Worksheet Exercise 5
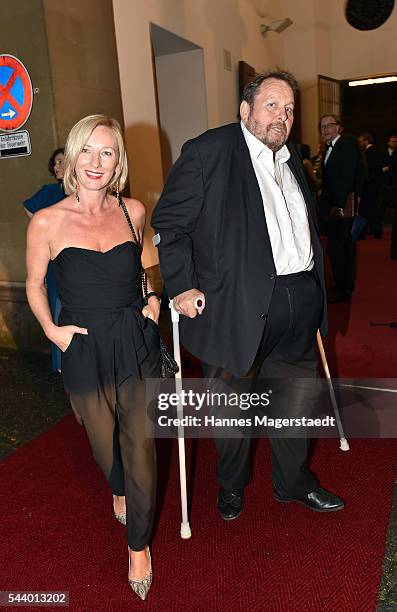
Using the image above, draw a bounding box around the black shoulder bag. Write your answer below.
[118,197,179,378]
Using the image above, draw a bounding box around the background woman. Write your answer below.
[23,148,65,371]
[26,115,160,600]
[299,143,320,195]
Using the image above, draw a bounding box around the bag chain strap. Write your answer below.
[118,196,179,376]
[118,196,149,304]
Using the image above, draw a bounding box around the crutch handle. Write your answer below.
[169,300,180,323]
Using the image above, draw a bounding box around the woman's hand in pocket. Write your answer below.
[47,324,88,352]
[142,297,160,324]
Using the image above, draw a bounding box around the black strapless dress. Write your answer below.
[54,240,160,392]
[52,240,159,550]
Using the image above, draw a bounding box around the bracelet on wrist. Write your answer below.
[146,291,161,303]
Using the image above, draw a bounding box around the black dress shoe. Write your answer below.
[274,486,345,512]
[217,487,244,520]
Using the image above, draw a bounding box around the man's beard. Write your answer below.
[246,116,288,152]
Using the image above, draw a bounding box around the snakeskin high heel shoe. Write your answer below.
[113,495,126,526]
[128,547,153,601]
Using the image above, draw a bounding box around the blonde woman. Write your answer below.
[26,115,160,600]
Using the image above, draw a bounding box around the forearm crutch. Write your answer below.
[316,330,350,451]
[170,301,192,539]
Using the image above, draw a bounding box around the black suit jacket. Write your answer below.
[152,123,327,376]
[361,146,383,207]
[382,149,397,187]
[320,135,364,217]
[382,149,397,208]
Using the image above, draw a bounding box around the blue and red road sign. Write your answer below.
[0,55,33,132]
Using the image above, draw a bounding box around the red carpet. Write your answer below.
[1,233,396,612]
[1,420,396,612]
[323,229,397,378]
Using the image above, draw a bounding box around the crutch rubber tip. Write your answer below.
[180,523,192,539]
[339,438,350,451]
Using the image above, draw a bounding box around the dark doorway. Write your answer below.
[342,79,397,146]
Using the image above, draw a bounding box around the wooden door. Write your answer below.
[318,75,342,120]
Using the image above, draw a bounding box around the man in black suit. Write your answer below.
[382,134,397,183]
[358,132,383,239]
[152,71,344,520]
[319,114,364,303]
[382,133,397,259]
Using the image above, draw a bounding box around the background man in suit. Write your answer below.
[318,114,364,303]
[152,71,344,521]
[358,132,383,239]
[382,134,397,181]
[382,133,397,259]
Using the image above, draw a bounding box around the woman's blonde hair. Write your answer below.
[63,114,128,195]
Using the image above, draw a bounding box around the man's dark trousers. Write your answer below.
[202,270,322,497]
[325,217,355,294]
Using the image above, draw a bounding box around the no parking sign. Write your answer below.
[0,54,33,132]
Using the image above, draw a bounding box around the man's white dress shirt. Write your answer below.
[241,122,313,275]
[323,134,341,165]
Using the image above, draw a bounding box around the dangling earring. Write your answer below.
[115,180,120,204]
[73,170,79,202]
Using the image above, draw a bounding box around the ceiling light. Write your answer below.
[348,76,397,86]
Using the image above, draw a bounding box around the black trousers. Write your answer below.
[361,200,383,239]
[69,376,156,552]
[325,218,355,294]
[391,209,397,260]
[202,270,322,497]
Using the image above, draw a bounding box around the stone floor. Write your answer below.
[0,347,69,460]
[0,344,396,609]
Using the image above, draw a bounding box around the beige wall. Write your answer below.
[0,0,124,349]
[118,0,397,262]
[112,0,277,267]
[0,0,56,284]
[43,0,123,145]
[155,49,208,165]
[282,0,397,148]
[328,1,397,79]
[1,0,396,348]
[0,0,57,349]
[0,0,123,285]
[114,0,397,238]
[3,0,397,278]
